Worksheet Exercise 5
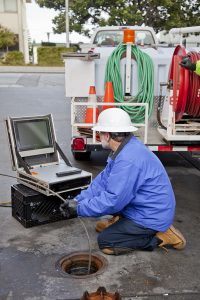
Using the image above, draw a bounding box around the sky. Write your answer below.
[26,0,90,44]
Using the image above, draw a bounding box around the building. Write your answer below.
[0,0,31,63]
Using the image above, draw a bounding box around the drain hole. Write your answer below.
[64,260,98,276]
[56,252,108,278]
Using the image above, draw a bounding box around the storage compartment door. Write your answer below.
[65,59,95,97]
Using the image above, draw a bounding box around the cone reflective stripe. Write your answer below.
[103,81,115,110]
[85,86,99,124]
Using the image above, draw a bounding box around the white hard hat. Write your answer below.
[92,108,138,132]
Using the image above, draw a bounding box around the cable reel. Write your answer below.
[168,45,189,121]
[169,46,200,121]
[186,51,200,117]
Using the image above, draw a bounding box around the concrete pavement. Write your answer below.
[0,73,199,300]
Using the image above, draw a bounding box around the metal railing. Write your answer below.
[71,98,149,144]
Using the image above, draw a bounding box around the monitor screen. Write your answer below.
[13,119,53,152]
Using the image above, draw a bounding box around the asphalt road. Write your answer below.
[0,73,108,199]
[0,73,200,300]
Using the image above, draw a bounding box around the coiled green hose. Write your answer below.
[104,43,154,123]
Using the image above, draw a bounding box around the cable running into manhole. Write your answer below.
[0,173,96,275]
[55,252,108,278]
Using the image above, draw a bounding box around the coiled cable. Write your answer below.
[104,43,154,123]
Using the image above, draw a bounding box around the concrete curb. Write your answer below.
[0,66,65,73]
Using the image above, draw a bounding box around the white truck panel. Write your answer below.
[92,46,175,97]
[64,47,177,98]
[65,60,95,97]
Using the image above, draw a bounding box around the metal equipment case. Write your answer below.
[5,114,92,196]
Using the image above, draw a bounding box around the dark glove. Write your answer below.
[60,199,78,218]
[180,57,196,71]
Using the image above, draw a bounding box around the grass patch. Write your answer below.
[37,47,76,66]
[2,51,24,65]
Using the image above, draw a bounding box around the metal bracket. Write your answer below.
[62,52,100,61]
[55,142,72,167]
[125,43,132,95]
[16,151,31,175]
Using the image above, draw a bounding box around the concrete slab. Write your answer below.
[0,73,199,300]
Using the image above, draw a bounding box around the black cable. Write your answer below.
[0,205,11,207]
[0,172,66,202]
[177,152,200,171]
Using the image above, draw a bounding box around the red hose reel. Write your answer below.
[169,46,189,121]
[169,46,200,121]
[186,51,200,117]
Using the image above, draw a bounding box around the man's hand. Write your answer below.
[180,57,196,71]
[60,199,78,218]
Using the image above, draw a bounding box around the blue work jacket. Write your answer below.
[76,135,175,232]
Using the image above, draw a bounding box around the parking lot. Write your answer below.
[0,72,199,300]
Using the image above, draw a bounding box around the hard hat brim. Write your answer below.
[92,125,138,132]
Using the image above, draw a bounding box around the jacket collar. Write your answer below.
[109,134,133,160]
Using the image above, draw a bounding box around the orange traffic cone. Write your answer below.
[103,81,115,110]
[85,86,99,124]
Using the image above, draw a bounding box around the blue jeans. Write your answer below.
[97,217,160,255]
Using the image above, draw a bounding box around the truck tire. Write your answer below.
[73,151,91,160]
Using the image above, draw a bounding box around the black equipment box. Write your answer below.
[11,184,80,228]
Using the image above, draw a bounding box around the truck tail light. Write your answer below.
[72,138,86,151]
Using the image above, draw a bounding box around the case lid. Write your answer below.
[5,114,59,171]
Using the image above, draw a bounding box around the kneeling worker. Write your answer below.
[63,108,186,255]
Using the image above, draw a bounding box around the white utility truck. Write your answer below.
[63,26,200,159]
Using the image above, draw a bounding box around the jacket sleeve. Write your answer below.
[195,60,200,76]
[75,164,110,202]
[77,159,140,217]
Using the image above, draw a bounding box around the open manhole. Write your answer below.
[55,252,108,278]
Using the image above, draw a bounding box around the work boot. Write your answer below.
[156,225,186,250]
[101,248,115,255]
[95,216,120,233]
[101,247,133,255]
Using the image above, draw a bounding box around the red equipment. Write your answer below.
[169,46,200,121]
[186,51,200,117]
[169,45,189,121]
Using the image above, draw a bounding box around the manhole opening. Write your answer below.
[56,252,108,278]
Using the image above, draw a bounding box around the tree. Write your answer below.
[0,25,17,51]
[36,0,200,35]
